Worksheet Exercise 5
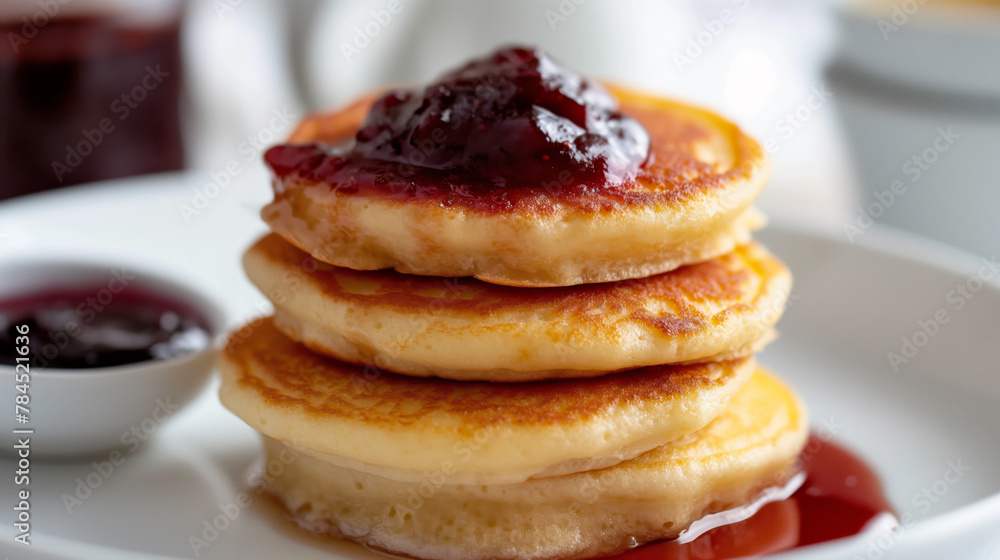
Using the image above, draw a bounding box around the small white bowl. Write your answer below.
[0,260,224,458]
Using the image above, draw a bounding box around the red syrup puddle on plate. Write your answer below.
[615,434,895,559]
[247,433,894,560]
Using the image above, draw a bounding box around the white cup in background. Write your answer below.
[828,1,1000,256]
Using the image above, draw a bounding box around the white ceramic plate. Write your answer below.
[1,173,999,560]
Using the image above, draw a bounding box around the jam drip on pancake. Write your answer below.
[265,47,651,210]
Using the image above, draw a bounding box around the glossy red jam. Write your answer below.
[265,47,650,208]
[617,434,894,559]
[352,46,649,185]
[0,285,210,369]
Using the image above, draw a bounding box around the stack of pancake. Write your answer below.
[220,81,808,559]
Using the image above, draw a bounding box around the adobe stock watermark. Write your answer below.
[853,459,971,559]
[715,83,835,211]
[178,106,298,222]
[340,0,415,62]
[887,255,998,372]
[381,73,507,187]
[188,446,300,555]
[229,246,327,349]
[211,0,247,20]
[6,0,73,53]
[765,415,845,489]
[877,0,932,41]
[60,396,181,514]
[673,0,753,71]
[754,84,834,160]
[28,268,136,368]
[732,83,834,179]
[51,65,171,183]
[542,475,609,543]
[224,252,322,347]
[345,276,469,376]
[345,355,497,528]
[387,426,496,525]
[543,0,590,31]
[748,289,800,339]
[844,126,961,243]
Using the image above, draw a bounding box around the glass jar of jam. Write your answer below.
[0,0,184,201]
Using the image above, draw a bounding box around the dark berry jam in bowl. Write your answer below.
[0,259,224,458]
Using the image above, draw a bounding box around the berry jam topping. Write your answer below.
[265,46,651,204]
[0,286,210,369]
[352,47,649,185]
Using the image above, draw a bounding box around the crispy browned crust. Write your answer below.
[223,317,752,429]
[250,231,785,342]
[280,87,764,212]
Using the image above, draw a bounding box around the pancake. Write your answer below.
[262,86,768,287]
[260,368,808,560]
[219,317,755,485]
[244,234,791,381]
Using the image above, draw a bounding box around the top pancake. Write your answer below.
[263,86,768,286]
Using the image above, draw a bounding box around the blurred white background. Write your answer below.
[4,0,998,255]
[183,0,855,221]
